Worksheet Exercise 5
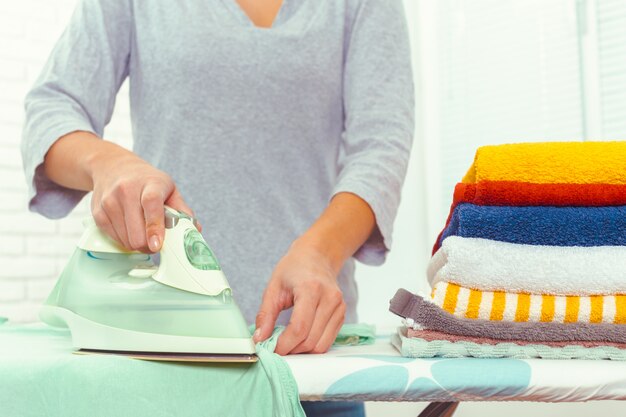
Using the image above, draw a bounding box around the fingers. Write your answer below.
[254,283,284,343]
[141,184,165,252]
[100,194,131,249]
[89,156,196,252]
[93,181,167,252]
[290,294,335,354]
[288,287,345,355]
[274,288,319,356]
[92,198,123,247]
[124,202,148,252]
[165,188,201,231]
[165,188,194,218]
[312,304,346,354]
[105,181,149,252]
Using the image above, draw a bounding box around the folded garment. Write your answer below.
[428,236,626,296]
[407,328,626,349]
[334,324,376,346]
[435,203,626,251]
[389,289,626,343]
[249,323,376,347]
[462,141,626,185]
[431,281,626,324]
[393,327,626,360]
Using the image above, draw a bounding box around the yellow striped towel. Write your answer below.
[431,281,626,324]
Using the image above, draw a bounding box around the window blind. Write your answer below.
[429,0,585,235]
[596,0,626,138]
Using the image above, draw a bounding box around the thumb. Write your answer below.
[254,285,282,343]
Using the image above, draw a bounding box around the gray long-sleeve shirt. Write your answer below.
[21,0,414,324]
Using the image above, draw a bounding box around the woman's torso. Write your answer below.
[126,0,360,323]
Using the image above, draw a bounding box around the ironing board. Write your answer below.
[286,332,626,415]
[1,324,625,417]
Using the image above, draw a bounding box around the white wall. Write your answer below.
[0,0,132,322]
[355,0,431,330]
[364,0,626,415]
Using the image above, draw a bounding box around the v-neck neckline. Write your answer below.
[222,0,290,30]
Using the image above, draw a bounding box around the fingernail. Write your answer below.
[253,328,261,342]
[149,235,160,252]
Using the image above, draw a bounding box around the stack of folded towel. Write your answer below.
[390,142,626,360]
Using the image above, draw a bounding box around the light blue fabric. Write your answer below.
[20,0,415,325]
[256,328,305,416]
[0,323,379,416]
[334,323,376,346]
[0,323,305,417]
[249,323,376,347]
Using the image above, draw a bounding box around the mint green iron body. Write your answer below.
[40,207,256,361]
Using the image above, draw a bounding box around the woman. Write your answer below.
[22,0,414,415]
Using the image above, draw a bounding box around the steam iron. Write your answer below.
[40,207,257,362]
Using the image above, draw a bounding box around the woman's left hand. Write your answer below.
[253,239,346,355]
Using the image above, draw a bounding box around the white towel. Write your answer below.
[428,236,626,296]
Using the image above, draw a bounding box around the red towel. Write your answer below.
[456,181,626,207]
[432,181,626,254]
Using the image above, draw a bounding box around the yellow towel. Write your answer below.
[462,141,626,184]
[431,282,626,325]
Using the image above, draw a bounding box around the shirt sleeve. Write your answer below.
[334,0,415,266]
[21,0,131,219]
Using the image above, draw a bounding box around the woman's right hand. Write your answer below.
[89,152,194,253]
[43,131,194,254]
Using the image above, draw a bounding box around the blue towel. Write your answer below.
[439,203,626,247]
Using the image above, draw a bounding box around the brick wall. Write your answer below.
[0,0,133,322]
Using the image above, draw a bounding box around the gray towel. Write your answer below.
[389,288,626,343]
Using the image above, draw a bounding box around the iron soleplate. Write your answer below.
[74,349,258,363]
